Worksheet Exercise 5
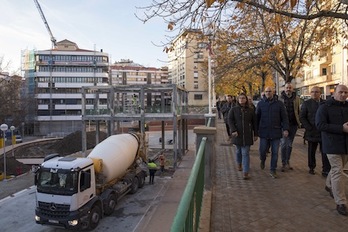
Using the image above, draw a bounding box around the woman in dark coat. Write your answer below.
[228,93,258,179]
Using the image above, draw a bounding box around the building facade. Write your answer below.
[296,40,348,99]
[110,59,168,85]
[168,29,209,106]
[110,59,170,112]
[23,40,109,135]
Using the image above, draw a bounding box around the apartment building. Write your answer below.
[110,59,170,112]
[168,29,209,106]
[297,40,348,99]
[110,59,168,85]
[22,39,109,135]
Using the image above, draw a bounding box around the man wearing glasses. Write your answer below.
[300,86,330,176]
[256,87,289,178]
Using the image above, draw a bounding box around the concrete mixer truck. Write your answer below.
[34,133,148,230]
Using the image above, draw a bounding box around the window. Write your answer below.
[331,64,336,74]
[194,71,198,79]
[194,81,198,89]
[322,68,327,76]
[197,42,206,49]
[195,52,204,59]
[194,94,203,100]
[80,169,91,191]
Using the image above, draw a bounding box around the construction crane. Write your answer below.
[33,0,55,132]
[33,0,57,48]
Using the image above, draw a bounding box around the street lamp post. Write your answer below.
[0,123,8,181]
[10,126,15,157]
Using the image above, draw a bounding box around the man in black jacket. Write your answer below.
[221,95,235,141]
[316,84,348,216]
[279,82,301,171]
[300,86,330,176]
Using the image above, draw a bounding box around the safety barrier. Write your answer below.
[170,116,215,232]
[170,137,206,232]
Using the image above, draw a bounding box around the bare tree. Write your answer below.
[138,0,348,29]
[0,56,12,73]
[0,76,26,126]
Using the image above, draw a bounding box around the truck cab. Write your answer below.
[34,133,147,230]
[35,155,100,230]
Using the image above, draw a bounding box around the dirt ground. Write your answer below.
[0,131,107,176]
[0,126,187,178]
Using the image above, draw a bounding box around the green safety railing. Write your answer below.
[206,117,211,127]
[170,137,207,232]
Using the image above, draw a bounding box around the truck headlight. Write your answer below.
[35,215,40,221]
[68,220,78,226]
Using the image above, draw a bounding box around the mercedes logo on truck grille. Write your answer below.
[50,203,57,211]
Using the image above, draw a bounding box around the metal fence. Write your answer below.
[170,137,206,232]
[170,117,212,232]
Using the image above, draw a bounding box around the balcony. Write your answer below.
[303,75,328,86]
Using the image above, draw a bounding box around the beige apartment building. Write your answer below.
[295,11,348,99]
[110,59,168,85]
[168,29,210,106]
[296,40,348,99]
[109,59,170,111]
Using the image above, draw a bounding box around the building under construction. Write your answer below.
[81,84,207,167]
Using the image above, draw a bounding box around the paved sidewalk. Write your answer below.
[211,120,348,231]
[2,122,348,231]
[0,171,34,201]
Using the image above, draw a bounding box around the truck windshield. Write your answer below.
[37,168,78,195]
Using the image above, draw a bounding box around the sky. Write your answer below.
[0,0,171,74]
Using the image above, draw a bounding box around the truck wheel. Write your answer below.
[138,173,145,188]
[89,205,101,230]
[129,176,139,194]
[104,194,116,216]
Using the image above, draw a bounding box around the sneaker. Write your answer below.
[286,164,294,170]
[309,169,315,175]
[260,161,265,170]
[336,204,348,216]
[281,165,286,172]
[325,186,334,199]
[238,164,242,171]
[270,171,278,178]
[243,172,249,180]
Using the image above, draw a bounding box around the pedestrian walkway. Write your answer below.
[210,120,348,231]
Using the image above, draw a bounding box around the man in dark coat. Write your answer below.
[256,87,289,178]
[316,84,348,216]
[300,86,330,176]
[216,97,222,119]
[279,82,301,171]
[221,95,235,141]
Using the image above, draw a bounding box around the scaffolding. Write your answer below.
[81,84,205,168]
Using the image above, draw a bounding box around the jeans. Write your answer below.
[235,145,251,173]
[326,154,348,205]
[259,138,280,171]
[281,125,298,166]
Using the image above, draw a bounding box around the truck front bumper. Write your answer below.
[35,207,89,230]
